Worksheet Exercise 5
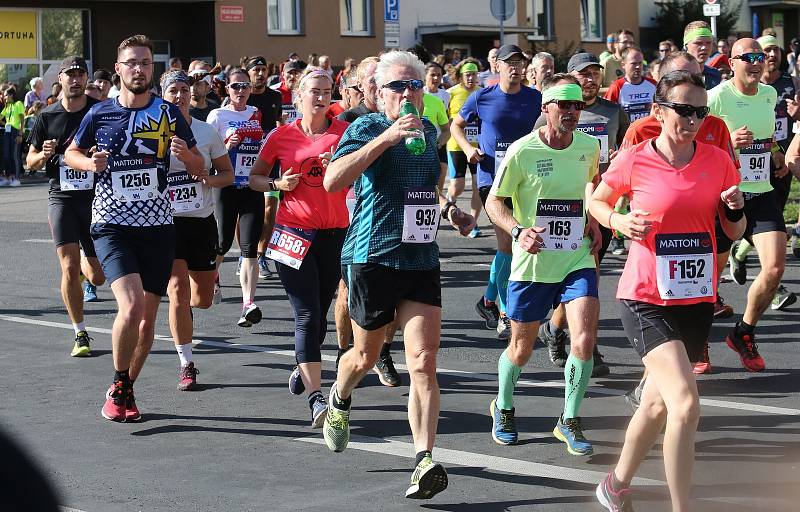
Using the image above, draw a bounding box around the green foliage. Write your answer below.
[651,0,743,43]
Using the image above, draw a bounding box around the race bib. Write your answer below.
[655,232,714,300]
[234,141,260,187]
[58,155,93,191]
[110,155,159,203]
[167,171,203,213]
[402,186,439,243]
[578,123,609,163]
[534,199,585,251]
[738,139,771,184]
[495,140,512,175]
[775,117,788,142]
[265,224,315,269]
[283,105,301,123]
[624,102,651,122]
[465,123,480,144]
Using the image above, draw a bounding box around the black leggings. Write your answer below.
[214,186,265,258]
[276,228,347,364]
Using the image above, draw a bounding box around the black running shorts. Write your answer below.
[618,299,713,362]
[174,214,219,272]
[48,195,97,257]
[343,263,441,331]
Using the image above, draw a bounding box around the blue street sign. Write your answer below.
[385,0,399,22]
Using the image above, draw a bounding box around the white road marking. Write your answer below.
[60,507,89,512]
[1,314,798,417]
[297,434,664,486]
[23,239,52,243]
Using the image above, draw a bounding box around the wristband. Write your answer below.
[724,204,744,222]
[607,211,616,230]
[268,179,278,192]
[771,143,781,154]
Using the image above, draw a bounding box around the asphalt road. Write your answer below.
[0,183,798,512]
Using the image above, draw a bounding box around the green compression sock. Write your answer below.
[734,239,753,261]
[497,350,522,410]
[563,353,594,419]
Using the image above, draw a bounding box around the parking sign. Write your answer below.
[385,0,399,22]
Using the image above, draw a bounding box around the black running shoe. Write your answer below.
[537,323,568,367]
[591,346,610,377]
[374,352,401,387]
[475,296,500,329]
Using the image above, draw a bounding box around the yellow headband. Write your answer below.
[542,83,583,104]
[684,27,713,46]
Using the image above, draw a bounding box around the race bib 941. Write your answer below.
[738,139,772,184]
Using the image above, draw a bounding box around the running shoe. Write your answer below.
[101,381,127,422]
[258,254,272,279]
[9,178,20,187]
[713,295,734,319]
[236,256,243,276]
[475,296,500,329]
[177,362,198,391]
[489,398,518,445]
[83,281,98,302]
[537,323,568,367]
[591,346,610,377]
[374,351,401,387]
[728,249,747,285]
[610,238,626,256]
[792,231,800,259]
[405,454,449,499]
[0,177,8,187]
[553,415,593,456]
[693,342,711,374]
[237,303,262,327]
[726,328,765,372]
[623,379,644,413]
[771,285,797,311]
[467,227,481,238]
[212,282,222,305]
[323,383,350,452]
[125,388,141,422]
[70,331,92,357]
[496,315,511,340]
[310,393,328,429]
[289,365,305,395]
[596,472,634,512]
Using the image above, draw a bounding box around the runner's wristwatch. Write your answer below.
[511,225,524,240]
[268,179,278,192]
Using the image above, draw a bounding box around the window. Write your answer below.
[580,0,604,41]
[526,0,552,40]
[267,0,301,35]
[340,0,371,36]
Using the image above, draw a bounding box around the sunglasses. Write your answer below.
[381,79,424,93]
[228,82,251,91]
[548,100,586,111]
[731,52,766,64]
[657,102,710,119]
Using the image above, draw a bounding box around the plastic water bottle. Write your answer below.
[399,101,426,156]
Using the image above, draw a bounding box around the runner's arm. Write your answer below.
[450,113,479,157]
[203,154,234,188]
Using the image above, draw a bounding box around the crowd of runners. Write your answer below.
[23,20,799,509]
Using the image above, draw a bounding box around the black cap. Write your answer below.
[93,69,112,82]
[284,60,307,72]
[567,52,603,72]
[496,44,526,61]
[245,56,267,70]
[59,56,88,74]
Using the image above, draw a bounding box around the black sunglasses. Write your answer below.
[548,100,586,111]
[731,52,766,64]
[381,79,424,93]
[657,102,710,119]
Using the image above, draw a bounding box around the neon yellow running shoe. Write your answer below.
[323,383,350,452]
[70,331,92,357]
[405,454,448,499]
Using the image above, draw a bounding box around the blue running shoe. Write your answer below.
[554,415,593,455]
[490,398,518,445]
[258,254,272,279]
[468,227,482,238]
[83,281,98,302]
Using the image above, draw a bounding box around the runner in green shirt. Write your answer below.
[485,74,602,455]
[707,38,788,372]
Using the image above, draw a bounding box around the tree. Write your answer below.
[651,0,742,43]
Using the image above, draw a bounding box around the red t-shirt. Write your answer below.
[622,113,737,164]
[603,140,740,306]
[259,118,350,230]
[328,101,346,117]
[273,82,293,105]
